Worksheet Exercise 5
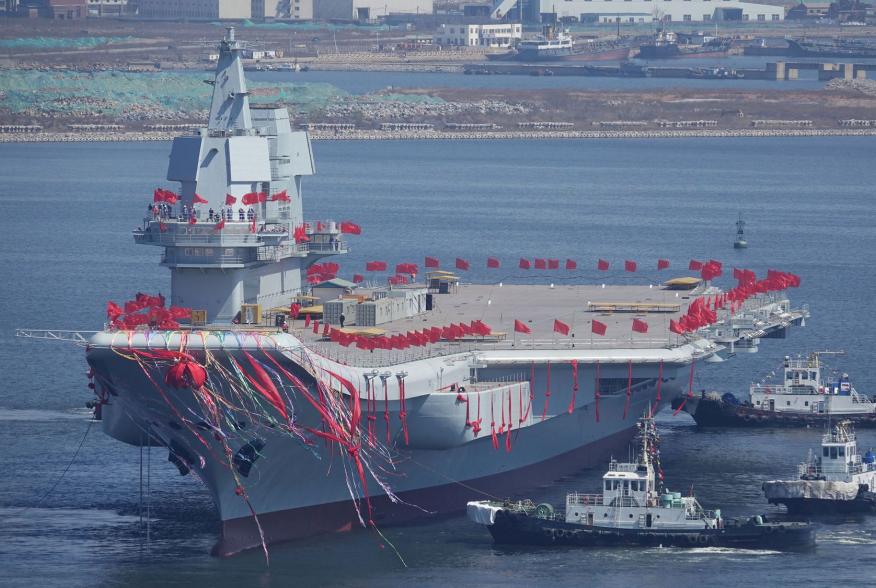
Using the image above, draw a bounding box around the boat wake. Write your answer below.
[0,408,92,422]
[819,531,876,545]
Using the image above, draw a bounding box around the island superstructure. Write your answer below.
[79,29,809,557]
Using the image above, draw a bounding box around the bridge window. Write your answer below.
[605,480,611,491]
[824,447,829,457]
[839,446,845,457]
[830,446,838,459]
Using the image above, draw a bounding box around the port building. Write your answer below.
[492,0,784,23]
[434,22,523,47]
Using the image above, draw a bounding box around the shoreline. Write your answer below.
[3,128,876,143]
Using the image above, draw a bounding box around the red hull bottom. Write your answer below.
[213,426,636,556]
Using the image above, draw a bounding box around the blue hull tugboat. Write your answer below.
[468,415,815,550]
[763,420,876,515]
[672,352,876,427]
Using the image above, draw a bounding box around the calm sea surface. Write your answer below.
[1,137,875,587]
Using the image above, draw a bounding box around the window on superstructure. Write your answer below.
[839,446,845,457]
[824,447,830,457]
[830,447,838,459]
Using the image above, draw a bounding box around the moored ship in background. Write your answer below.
[673,352,876,427]
[488,25,635,62]
[637,30,732,60]
[786,37,876,59]
[20,28,810,558]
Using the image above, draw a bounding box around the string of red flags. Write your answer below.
[323,319,493,350]
[340,221,361,235]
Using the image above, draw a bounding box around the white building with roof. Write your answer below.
[434,22,523,47]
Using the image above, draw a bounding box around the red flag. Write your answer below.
[597,259,609,271]
[323,322,331,336]
[657,259,670,270]
[352,274,364,283]
[193,193,208,204]
[519,258,531,270]
[689,259,703,271]
[553,319,570,336]
[632,318,649,333]
[304,314,311,328]
[225,194,236,205]
[312,320,320,334]
[366,261,387,272]
[153,189,165,203]
[534,258,546,270]
[514,320,531,334]
[425,256,439,268]
[669,319,684,335]
[487,257,500,268]
[250,218,257,233]
[548,259,560,270]
[591,320,607,336]
[159,222,167,233]
[565,259,577,270]
[624,260,637,272]
[188,216,197,225]
[455,258,470,271]
[395,262,418,275]
[271,190,290,202]
[257,192,267,204]
[213,219,225,231]
[241,192,259,206]
[340,221,361,235]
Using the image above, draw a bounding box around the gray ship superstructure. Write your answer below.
[75,29,810,556]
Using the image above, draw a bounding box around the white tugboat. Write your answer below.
[763,420,876,514]
[673,352,876,427]
[467,414,815,550]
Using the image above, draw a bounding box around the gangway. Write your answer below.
[15,329,97,346]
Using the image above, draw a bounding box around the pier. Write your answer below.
[464,61,876,81]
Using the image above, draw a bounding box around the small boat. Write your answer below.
[763,420,876,514]
[672,352,876,427]
[467,414,815,550]
[734,213,748,248]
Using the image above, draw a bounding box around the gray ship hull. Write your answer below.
[87,331,683,555]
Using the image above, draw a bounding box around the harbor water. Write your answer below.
[1,137,875,587]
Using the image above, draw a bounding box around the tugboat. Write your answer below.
[763,420,876,514]
[734,213,748,249]
[672,352,876,427]
[467,415,815,550]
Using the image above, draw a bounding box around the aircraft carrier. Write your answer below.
[71,29,808,557]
